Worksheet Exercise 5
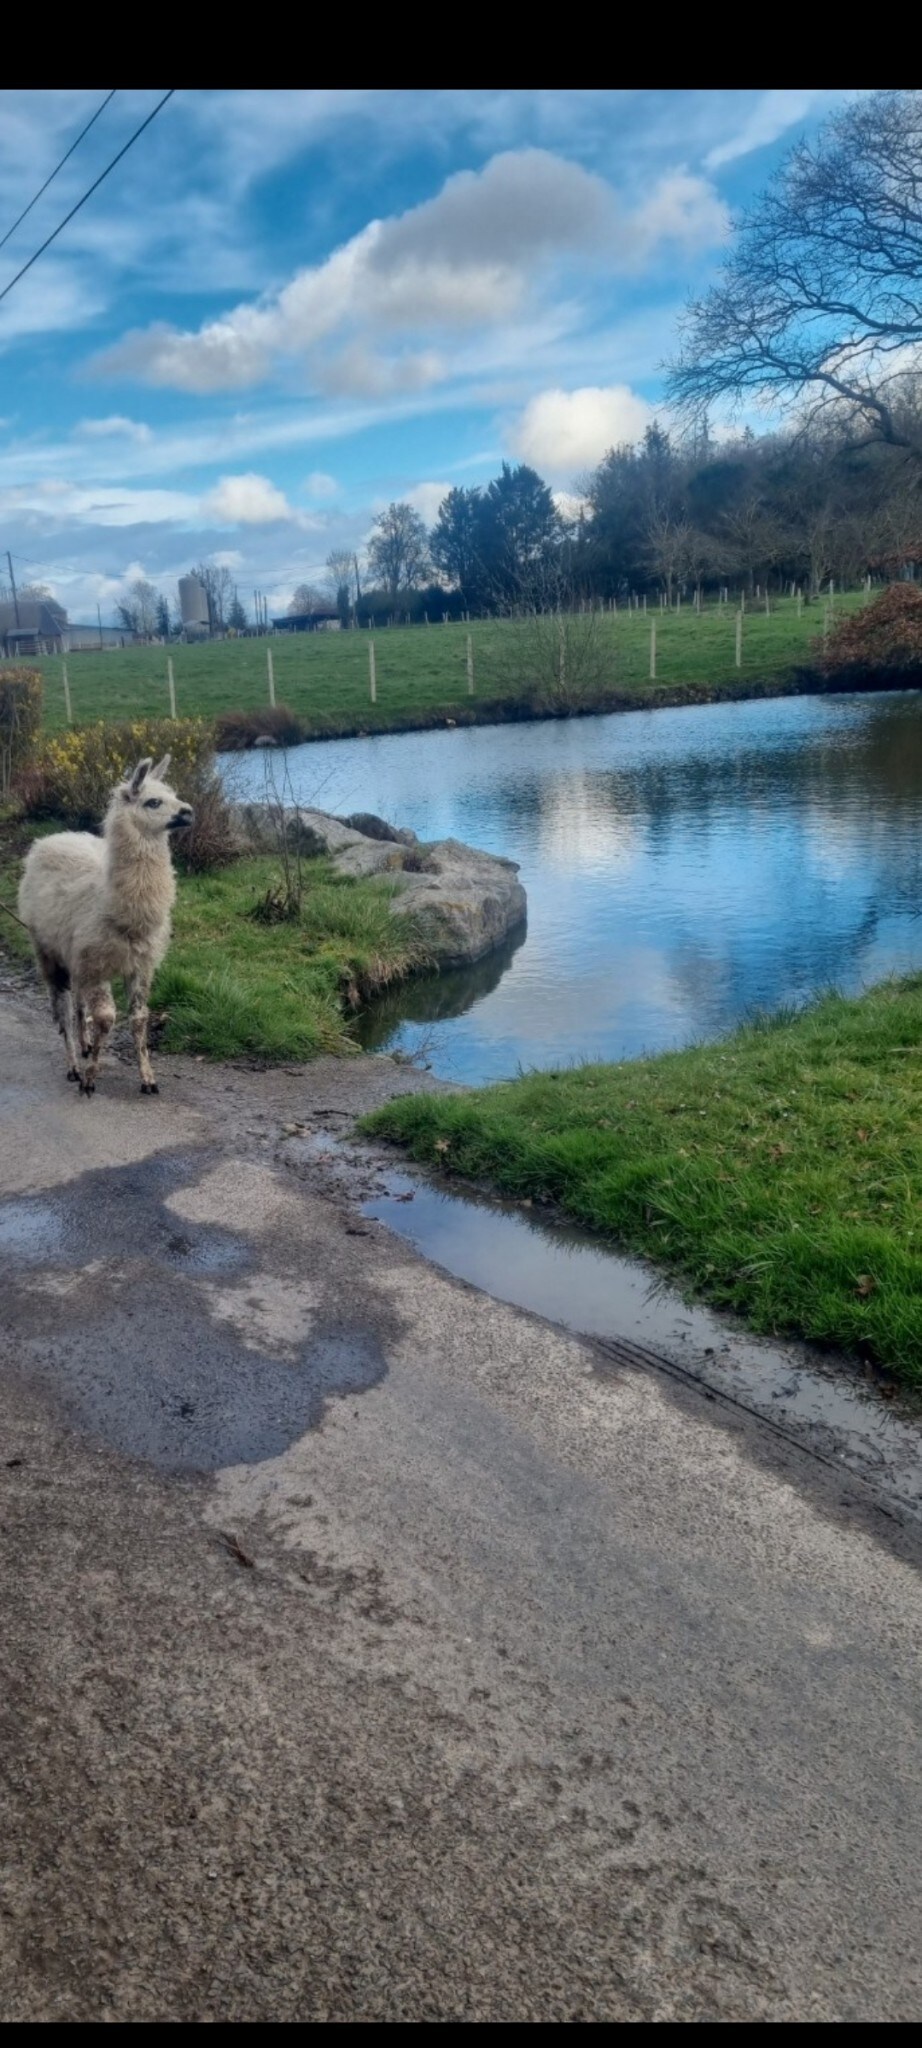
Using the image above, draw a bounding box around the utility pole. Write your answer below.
[6,551,20,626]
[97,602,103,648]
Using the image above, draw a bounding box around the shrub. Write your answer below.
[0,666,42,798]
[17,715,239,871]
[818,582,922,678]
[177,772,242,874]
[213,703,305,751]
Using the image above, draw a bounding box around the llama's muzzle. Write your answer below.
[169,806,194,831]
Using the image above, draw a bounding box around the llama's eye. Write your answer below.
[144,797,162,810]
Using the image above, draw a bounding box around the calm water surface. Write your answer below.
[226,692,922,1083]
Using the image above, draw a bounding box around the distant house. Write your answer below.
[272,607,341,633]
[0,598,69,657]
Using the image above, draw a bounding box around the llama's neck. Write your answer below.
[103,805,175,934]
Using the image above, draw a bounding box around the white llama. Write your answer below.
[18,754,193,1096]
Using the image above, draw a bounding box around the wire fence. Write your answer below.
[14,590,872,735]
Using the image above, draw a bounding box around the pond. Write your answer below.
[226,691,922,1085]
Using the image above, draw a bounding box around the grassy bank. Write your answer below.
[26,595,871,742]
[363,980,922,1383]
[0,818,426,1060]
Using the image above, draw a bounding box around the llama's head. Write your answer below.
[116,756,194,839]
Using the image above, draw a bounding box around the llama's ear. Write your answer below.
[150,753,172,782]
[129,758,153,794]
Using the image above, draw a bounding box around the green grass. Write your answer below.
[24,594,872,740]
[0,820,426,1061]
[362,979,922,1383]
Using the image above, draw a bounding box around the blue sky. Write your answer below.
[0,88,859,623]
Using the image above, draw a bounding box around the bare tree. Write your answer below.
[367,502,430,601]
[718,497,786,595]
[645,513,693,603]
[668,92,922,461]
[115,578,160,638]
[17,582,67,623]
[129,578,160,639]
[190,562,234,632]
[324,549,357,602]
[289,583,328,614]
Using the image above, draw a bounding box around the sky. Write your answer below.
[0,87,861,624]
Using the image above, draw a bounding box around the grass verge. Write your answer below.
[362,981,922,1383]
[0,815,426,1061]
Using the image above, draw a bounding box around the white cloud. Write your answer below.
[95,149,728,398]
[553,489,587,523]
[509,384,654,477]
[403,480,451,526]
[0,259,103,345]
[631,170,728,254]
[304,471,339,499]
[704,89,847,170]
[0,480,201,527]
[201,473,295,524]
[0,469,323,536]
[74,415,153,444]
[313,342,445,399]
[209,549,245,569]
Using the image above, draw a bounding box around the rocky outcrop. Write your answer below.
[233,804,527,968]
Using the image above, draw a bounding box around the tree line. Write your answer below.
[345,411,922,622]
[113,399,922,645]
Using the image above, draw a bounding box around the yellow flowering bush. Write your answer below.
[19,716,239,871]
[28,716,212,822]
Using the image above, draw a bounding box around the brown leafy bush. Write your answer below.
[213,703,305,750]
[818,583,922,678]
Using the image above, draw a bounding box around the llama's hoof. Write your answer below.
[79,1079,95,1097]
[140,1081,159,1095]
[66,1066,80,1082]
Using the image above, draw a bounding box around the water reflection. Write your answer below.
[356,926,527,1054]
[226,691,922,1084]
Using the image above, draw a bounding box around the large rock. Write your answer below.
[232,804,526,967]
[388,839,526,968]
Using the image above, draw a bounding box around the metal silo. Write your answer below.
[178,575,209,638]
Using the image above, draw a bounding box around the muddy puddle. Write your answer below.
[341,1146,922,1517]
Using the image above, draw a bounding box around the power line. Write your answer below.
[0,89,175,309]
[0,90,117,256]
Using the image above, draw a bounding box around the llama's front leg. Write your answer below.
[59,987,82,1083]
[78,998,92,1060]
[127,974,158,1094]
[79,983,116,1097]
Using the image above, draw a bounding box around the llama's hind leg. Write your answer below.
[79,983,116,1097]
[37,951,82,1082]
[127,973,158,1094]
